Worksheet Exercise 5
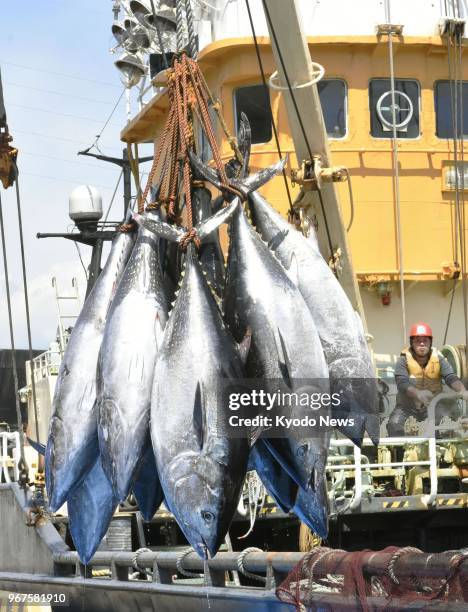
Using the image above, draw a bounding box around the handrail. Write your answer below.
[327,391,467,511]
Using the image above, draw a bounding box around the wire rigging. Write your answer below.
[384,0,406,346]
[244,0,294,217]
[260,0,336,266]
[14,175,41,445]
[84,88,126,154]
[0,192,28,469]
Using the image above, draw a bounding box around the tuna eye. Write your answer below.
[201,510,214,524]
[296,444,308,458]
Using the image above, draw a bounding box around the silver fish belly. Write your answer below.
[151,245,249,559]
[98,211,169,501]
[45,229,135,511]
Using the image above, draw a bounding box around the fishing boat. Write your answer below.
[2,0,468,609]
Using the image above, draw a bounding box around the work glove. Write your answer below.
[415,389,433,407]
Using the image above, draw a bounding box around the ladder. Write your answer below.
[51,277,81,355]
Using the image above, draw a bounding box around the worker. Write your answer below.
[387,322,468,436]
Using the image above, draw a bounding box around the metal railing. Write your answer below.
[0,432,20,483]
[327,392,468,511]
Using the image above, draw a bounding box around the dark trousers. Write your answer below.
[386,400,461,437]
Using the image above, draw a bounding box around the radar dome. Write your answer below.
[69,185,103,224]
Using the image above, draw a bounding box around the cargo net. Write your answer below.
[276,546,468,611]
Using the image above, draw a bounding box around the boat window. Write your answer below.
[434,80,468,139]
[234,80,347,144]
[317,79,347,139]
[369,79,420,139]
[234,85,272,144]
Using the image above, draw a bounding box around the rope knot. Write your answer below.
[179,227,200,251]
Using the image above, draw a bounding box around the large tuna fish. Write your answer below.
[97,209,169,501]
[46,227,135,511]
[151,244,249,558]
[189,149,331,494]
[133,206,249,559]
[248,191,378,444]
[224,202,330,491]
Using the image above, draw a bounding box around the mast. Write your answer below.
[262,0,367,328]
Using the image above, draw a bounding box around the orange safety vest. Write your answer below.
[401,346,442,394]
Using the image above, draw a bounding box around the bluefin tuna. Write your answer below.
[97,209,169,501]
[248,191,378,444]
[150,244,249,559]
[46,227,135,511]
[133,204,249,558]
[224,202,330,491]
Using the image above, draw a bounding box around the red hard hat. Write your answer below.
[409,322,433,338]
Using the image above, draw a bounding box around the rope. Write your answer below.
[132,547,153,577]
[387,546,421,585]
[0,192,29,484]
[184,0,197,58]
[236,547,266,583]
[176,0,185,52]
[176,548,203,578]
[244,0,294,218]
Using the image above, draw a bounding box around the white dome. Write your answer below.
[69,185,103,223]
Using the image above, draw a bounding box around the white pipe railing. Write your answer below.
[328,391,467,511]
[0,432,20,483]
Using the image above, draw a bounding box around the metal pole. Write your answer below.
[261,0,367,325]
[86,238,104,299]
[123,148,132,216]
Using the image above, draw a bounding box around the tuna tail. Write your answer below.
[27,438,46,455]
[68,457,118,565]
[238,112,252,177]
[293,473,329,539]
[132,199,239,244]
[188,149,285,199]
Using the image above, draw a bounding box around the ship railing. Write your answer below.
[0,431,21,483]
[29,348,61,381]
[327,391,468,510]
[50,548,468,600]
[52,550,302,588]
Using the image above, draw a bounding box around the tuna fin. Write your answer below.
[188,150,284,198]
[287,252,299,286]
[27,438,46,455]
[196,199,239,239]
[133,204,237,245]
[193,381,206,451]
[132,213,184,243]
[265,227,289,253]
[238,112,252,177]
[237,327,252,365]
[238,157,286,193]
[274,327,293,389]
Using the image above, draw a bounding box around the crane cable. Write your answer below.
[0,192,29,482]
[385,0,406,347]
[260,0,336,268]
[444,0,468,356]
[244,0,295,220]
